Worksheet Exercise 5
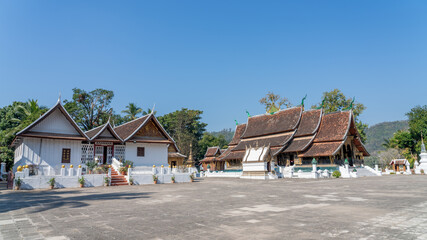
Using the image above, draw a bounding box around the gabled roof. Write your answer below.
[313,111,351,143]
[229,123,247,146]
[16,100,88,140]
[114,114,180,152]
[294,109,322,137]
[233,131,295,151]
[205,146,221,157]
[241,107,302,139]
[85,122,123,142]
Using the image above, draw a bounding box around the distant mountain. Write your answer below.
[365,120,409,154]
[210,128,234,143]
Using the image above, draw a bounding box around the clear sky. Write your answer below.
[0,1,426,131]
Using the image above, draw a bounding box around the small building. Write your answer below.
[12,98,183,174]
[200,146,224,171]
[389,159,410,172]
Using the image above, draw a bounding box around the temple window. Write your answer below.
[62,148,71,163]
[137,147,145,157]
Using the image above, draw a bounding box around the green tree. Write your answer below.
[198,133,228,158]
[312,89,368,143]
[122,103,142,120]
[142,108,157,116]
[158,108,207,160]
[259,92,292,113]
[64,88,114,131]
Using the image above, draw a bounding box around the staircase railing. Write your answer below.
[112,157,122,172]
[364,165,382,176]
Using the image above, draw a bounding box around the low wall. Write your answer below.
[204,171,242,178]
[130,173,191,185]
[16,174,106,190]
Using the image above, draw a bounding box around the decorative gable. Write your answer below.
[30,108,80,135]
[132,119,167,140]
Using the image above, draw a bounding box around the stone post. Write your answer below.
[167,166,171,174]
[69,165,74,176]
[152,165,156,175]
[0,162,5,175]
[375,164,379,172]
[290,166,294,178]
[77,165,82,176]
[311,158,318,178]
[24,165,30,178]
[60,165,66,176]
[344,158,349,175]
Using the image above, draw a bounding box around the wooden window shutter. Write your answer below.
[137,147,145,157]
[62,148,71,163]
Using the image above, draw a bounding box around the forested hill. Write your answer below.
[210,128,234,143]
[365,120,409,153]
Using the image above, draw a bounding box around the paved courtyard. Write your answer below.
[1,176,427,240]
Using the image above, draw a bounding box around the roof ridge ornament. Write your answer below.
[246,110,251,118]
[151,104,156,115]
[344,97,355,111]
[235,120,239,126]
[57,92,61,103]
[316,97,326,109]
[301,94,307,108]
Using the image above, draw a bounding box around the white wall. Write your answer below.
[14,137,82,174]
[30,108,80,135]
[125,142,168,166]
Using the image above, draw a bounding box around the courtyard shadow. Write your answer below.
[0,189,153,214]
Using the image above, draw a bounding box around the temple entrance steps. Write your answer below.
[110,168,128,186]
[355,167,379,177]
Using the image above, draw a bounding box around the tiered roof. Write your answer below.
[200,146,222,162]
[217,107,369,161]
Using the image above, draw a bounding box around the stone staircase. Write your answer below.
[354,167,379,177]
[110,168,128,186]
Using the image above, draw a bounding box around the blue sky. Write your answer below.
[0,1,426,131]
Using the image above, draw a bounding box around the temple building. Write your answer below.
[12,98,184,174]
[214,106,369,173]
[200,146,224,171]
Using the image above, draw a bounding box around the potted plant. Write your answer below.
[421,169,425,175]
[128,177,134,185]
[104,176,110,187]
[48,177,55,189]
[153,175,158,184]
[119,167,127,176]
[86,161,97,174]
[171,175,175,183]
[78,176,85,188]
[189,174,195,182]
[15,177,22,190]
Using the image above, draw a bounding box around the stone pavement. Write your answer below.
[0,175,426,240]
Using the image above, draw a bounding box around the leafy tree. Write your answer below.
[198,133,228,158]
[378,148,403,169]
[312,89,368,143]
[210,128,234,143]
[64,88,114,131]
[0,100,47,170]
[158,108,207,160]
[259,92,292,113]
[142,108,157,116]
[122,103,142,120]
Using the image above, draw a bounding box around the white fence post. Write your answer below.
[167,166,171,174]
[24,167,30,178]
[152,165,156,175]
[161,165,164,175]
[69,165,74,176]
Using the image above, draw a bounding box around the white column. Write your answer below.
[375,164,379,172]
[167,167,171,174]
[24,168,30,178]
[77,167,82,176]
[161,165,164,175]
[127,167,132,177]
[69,166,74,176]
[60,167,66,176]
[152,165,156,175]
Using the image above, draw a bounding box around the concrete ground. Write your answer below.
[0,176,426,240]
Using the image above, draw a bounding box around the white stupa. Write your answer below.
[419,137,427,172]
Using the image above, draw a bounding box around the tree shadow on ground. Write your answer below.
[0,188,153,214]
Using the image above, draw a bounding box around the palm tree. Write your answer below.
[122,103,142,120]
[142,108,157,115]
[12,100,46,125]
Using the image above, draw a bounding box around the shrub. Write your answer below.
[119,167,127,173]
[152,175,158,182]
[86,161,98,171]
[48,177,56,187]
[128,177,134,185]
[104,176,110,185]
[332,170,341,178]
[171,175,175,182]
[94,166,107,174]
[421,169,425,175]
[123,160,134,168]
[78,176,85,185]
[353,168,357,172]
[189,174,195,180]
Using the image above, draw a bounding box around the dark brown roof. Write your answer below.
[298,141,344,157]
[114,115,150,140]
[353,137,370,156]
[222,150,245,160]
[85,124,105,139]
[233,132,294,151]
[313,111,350,143]
[241,107,302,139]
[218,146,235,160]
[168,152,187,158]
[294,109,322,137]
[229,124,247,146]
[205,147,221,157]
[200,156,218,162]
[283,135,316,153]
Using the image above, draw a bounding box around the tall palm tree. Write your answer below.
[7,99,46,139]
[142,108,157,115]
[122,103,142,120]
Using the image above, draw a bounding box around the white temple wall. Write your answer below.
[125,142,168,167]
[14,137,82,174]
[242,162,267,172]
